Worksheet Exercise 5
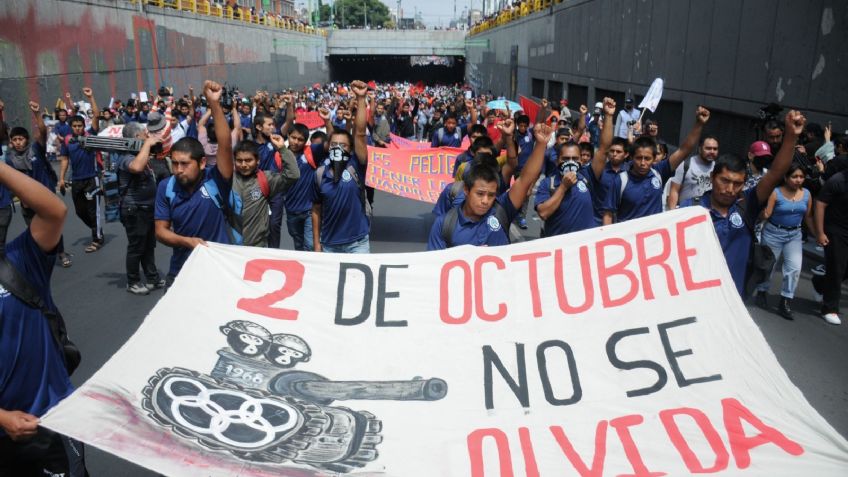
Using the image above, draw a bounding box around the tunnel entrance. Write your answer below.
[328,55,465,85]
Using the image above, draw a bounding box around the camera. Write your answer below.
[220,84,236,110]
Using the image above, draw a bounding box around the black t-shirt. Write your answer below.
[116,153,157,206]
[818,171,848,231]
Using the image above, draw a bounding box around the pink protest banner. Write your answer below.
[389,133,431,150]
[366,146,463,203]
[297,110,325,130]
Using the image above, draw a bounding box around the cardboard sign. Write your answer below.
[366,145,461,203]
[41,208,848,476]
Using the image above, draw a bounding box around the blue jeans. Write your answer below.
[285,210,314,251]
[323,234,370,254]
[756,223,803,298]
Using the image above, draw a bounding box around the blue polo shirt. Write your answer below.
[545,147,560,177]
[313,155,369,246]
[514,131,535,174]
[427,192,518,250]
[0,185,10,208]
[0,230,72,431]
[681,188,762,296]
[585,162,624,225]
[603,160,673,222]
[59,130,99,181]
[29,142,57,190]
[52,121,71,139]
[535,170,595,236]
[284,144,323,214]
[431,125,467,148]
[257,141,280,172]
[240,113,253,132]
[154,167,232,276]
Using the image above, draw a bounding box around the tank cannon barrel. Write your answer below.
[268,371,447,405]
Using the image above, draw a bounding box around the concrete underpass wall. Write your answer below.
[0,0,327,124]
[466,0,847,152]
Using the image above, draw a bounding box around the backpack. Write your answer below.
[163,175,243,245]
[617,168,659,208]
[440,203,510,248]
[315,163,372,218]
[0,256,80,375]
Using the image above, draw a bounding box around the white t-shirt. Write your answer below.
[670,155,715,202]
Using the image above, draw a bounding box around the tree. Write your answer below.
[319,0,391,28]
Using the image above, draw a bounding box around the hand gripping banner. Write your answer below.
[42,208,848,476]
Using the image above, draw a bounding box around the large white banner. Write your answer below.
[42,208,848,476]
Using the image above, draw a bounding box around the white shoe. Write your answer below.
[811,264,826,276]
[822,313,841,325]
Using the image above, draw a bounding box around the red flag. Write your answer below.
[519,95,541,124]
[297,111,325,130]
[367,80,377,90]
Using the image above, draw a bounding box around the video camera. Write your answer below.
[220,84,238,110]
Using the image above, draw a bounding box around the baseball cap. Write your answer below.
[593,101,602,113]
[556,128,571,138]
[748,141,772,157]
[146,111,167,133]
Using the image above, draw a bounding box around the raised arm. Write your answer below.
[508,124,553,209]
[29,101,47,147]
[350,80,369,165]
[127,136,161,174]
[319,106,334,138]
[591,98,616,180]
[756,110,805,204]
[496,118,517,180]
[667,106,710,171]
[279,94,294,138]
[576,104,587,138]
[82,87,99,133]
[206,80,233,180]
[465,98,478,126]
[0,161,66,252]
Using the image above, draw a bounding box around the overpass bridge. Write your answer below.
[325,30,468,83]
[327,30,466,56]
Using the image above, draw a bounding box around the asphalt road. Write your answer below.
[13,187,847,476]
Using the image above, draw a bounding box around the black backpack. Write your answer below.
[0,257,81,375]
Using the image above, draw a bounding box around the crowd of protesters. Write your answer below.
[0,76,846,475]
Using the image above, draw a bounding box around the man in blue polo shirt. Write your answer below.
[0,157,88,475]
[536,142,597,236]
[428,123,553,250]
[682,110,804,296]
[431,99,477,148]
[155,80,233,288]
[602,106,711,224]
[58,87,102,253]
[311,80,371,253]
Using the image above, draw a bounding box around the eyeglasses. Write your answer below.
[329,141,350,149]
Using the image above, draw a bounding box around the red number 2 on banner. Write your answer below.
[236,259,305,320]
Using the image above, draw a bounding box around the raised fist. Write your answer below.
[350,80,368,98]
[579,104,588,115]
[269,134,286,149]
[496,118,515,136]
[203,80,223,103]
[533,123,554,144]
[785,110,806,137]
[28,101,40,113]
[695,105,710,125]
[82,87,93,98]
[602,97,616,116]
[318,107,330,120]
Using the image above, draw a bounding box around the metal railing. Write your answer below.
[469,0,560,36]
[128,0,326,36]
